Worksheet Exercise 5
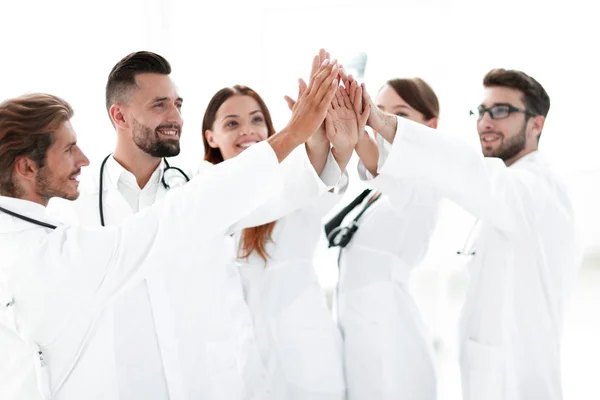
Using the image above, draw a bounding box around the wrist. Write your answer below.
[280,125,307,149]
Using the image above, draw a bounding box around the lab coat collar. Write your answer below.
[509,150,542,168]
[0,195,63,232]
[106,155,166,190]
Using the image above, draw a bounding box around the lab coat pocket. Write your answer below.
[270,287,345,394]
[462,339,505,400]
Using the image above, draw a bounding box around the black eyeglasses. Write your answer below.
[470,104,537,121]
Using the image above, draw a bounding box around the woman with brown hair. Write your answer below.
[328,77,441,400]
[201,78,367,399]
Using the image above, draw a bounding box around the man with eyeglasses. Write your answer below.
[356,68,579,400]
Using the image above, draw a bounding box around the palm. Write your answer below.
[327,107,357,150]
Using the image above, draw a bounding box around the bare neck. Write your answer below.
[113,135,161,189]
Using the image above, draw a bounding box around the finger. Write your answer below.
[360,104,371,126]
[319,49,328,65]
[315,62,340,103]
[361,82,373,104]
[319,75,340,109]
[325,112,335,141]
[283,95,296,111]
[349,80,356,105]
[341,87,353,109]
[334,86,343,108]
[310,55,320,80]
[306,59,333,94]
[353,84,362,114]
[298,78,308,97]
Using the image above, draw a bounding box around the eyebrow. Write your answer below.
[480,102,513,108]
[151,96,184,103]
[63,141,76,150]
[223,110,263,120]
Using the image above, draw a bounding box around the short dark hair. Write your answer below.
[0,93,73,196]
[483,68,550,118]
[105,51,171,115]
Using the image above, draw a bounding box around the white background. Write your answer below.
[2,0,599,398]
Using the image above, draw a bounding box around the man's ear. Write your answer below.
[110,104,129,130]
[14,156,39,182]
[529,115,545,143]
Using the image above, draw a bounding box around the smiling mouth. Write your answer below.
[157,129,179,138]
[237,141,258,149]
[69,172,81,183]
[480,133,502,144]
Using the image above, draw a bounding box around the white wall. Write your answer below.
[2,0,599,398]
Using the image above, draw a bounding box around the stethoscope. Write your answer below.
[98,153,190,226]
[0,205,57,229]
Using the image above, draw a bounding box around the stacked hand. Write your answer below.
[284,58,340,144]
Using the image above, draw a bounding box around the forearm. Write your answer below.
[267,126,305,163]
[375,113,399,144]
[355,133,379,176]
[305,133,331,175]
[331,147,353,172]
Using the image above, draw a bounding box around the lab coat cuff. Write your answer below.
[357,160,376,181]
[378,116,408,176]
[331,170,349,195]
[319,149,343,189]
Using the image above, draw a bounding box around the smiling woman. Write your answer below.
[202,85,277,261]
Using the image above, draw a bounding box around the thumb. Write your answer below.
[283,95,296,112]
[324,112,335,142]
[361,83,374,107]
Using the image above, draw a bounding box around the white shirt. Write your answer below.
[377,117,580,400]
[105,156,172,400]
[0,142,282,400]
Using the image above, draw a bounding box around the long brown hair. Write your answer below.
[0,93,73,197]
[385,78,440,120]
[202,85,277,263]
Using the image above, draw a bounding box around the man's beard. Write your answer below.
[35,166,79,203]
[132,118,181,158]
[484,122,527,162]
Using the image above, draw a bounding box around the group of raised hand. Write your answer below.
[282,49,396,173]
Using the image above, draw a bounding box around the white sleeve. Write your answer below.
[13,142,283,325]
[229,146,338,231]
[378,116,551,235]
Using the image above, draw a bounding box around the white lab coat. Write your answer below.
[46,146,342,400]
[335,136,440,400]
[232,190,347,400]
[376,117,580,400]
[0,142,281,400]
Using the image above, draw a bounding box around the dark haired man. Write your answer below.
[0,53,341,399]
[358,69,579,400]
[47,51,349,399]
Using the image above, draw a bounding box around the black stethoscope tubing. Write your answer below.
[98,154,190,226]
